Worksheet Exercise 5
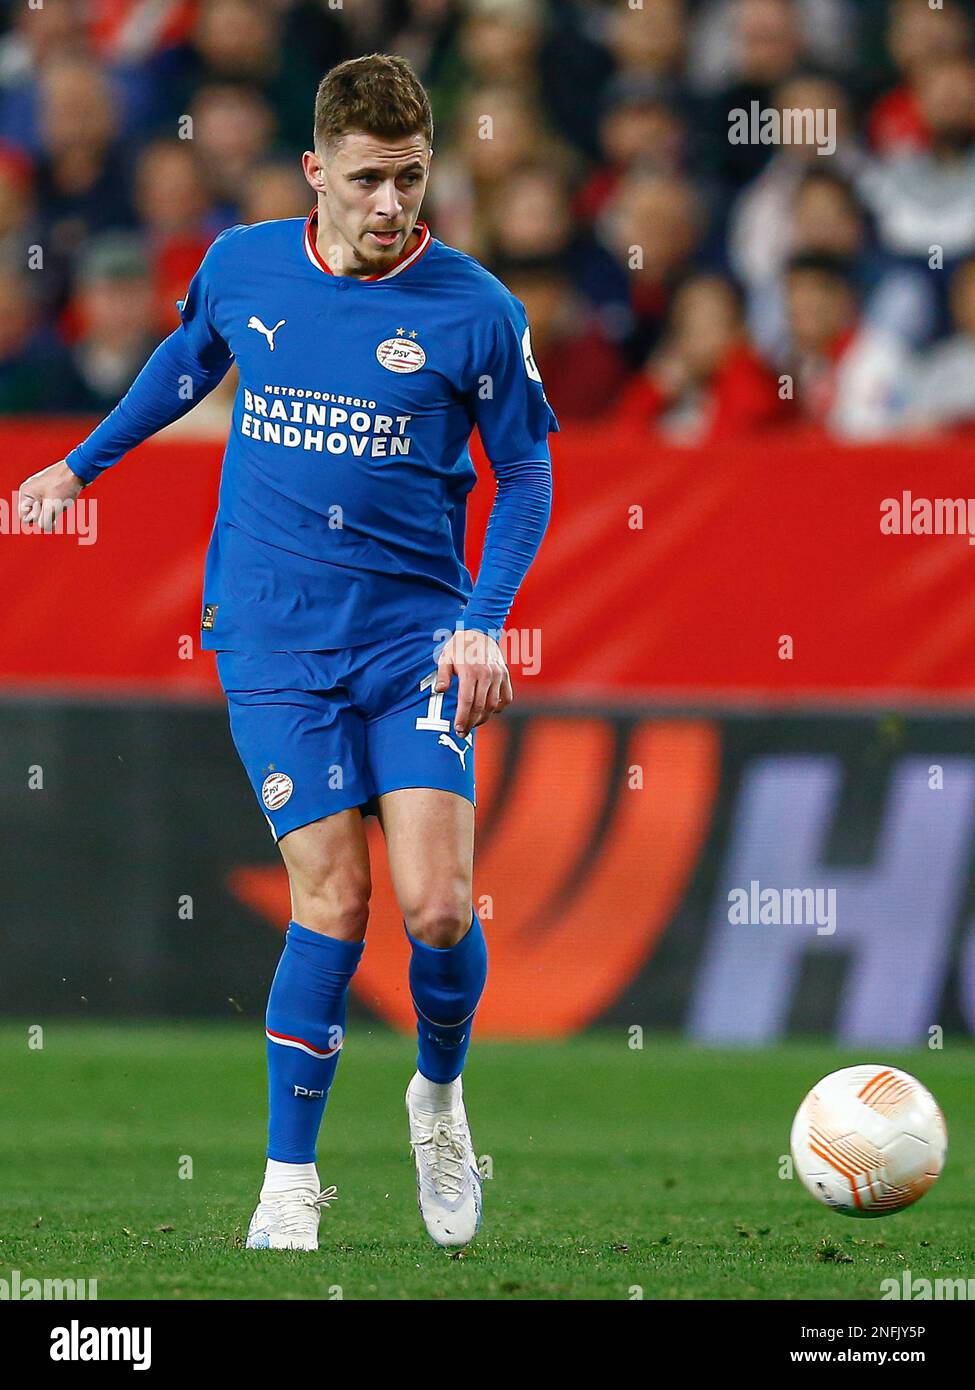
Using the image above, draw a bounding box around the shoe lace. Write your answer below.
[270,1185,338,1234]
[412,1118,468,1199]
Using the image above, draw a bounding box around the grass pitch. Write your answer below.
[1,1024,971,1300]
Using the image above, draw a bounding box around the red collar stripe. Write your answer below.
[302,208,431,281]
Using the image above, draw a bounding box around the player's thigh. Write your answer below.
[378,788,474,947]
[278,809,372,942]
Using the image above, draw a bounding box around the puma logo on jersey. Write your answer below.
[247,316,286,350]
[438,732,472,769]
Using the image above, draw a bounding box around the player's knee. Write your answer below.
[291,867,371,942]
[404,888,473,949]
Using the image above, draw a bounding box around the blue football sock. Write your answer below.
[407,911,488,1084]
[265,921,364,1164]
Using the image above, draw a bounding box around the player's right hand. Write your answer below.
[17,460,85,531]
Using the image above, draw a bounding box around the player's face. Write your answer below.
[307,130,431,274]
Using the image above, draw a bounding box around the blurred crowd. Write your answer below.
[1,0,975,442]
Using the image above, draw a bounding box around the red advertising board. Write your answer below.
[2,420,975,703]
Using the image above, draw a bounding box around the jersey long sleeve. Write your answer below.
[64,229,237,484]
[460,292,557,634]
[64,329,233,483]
[462,457,553,634]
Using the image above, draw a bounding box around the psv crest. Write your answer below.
[261,771,293,810]
[377,327,426,373]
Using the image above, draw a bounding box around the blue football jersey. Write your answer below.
[178,212,559,651]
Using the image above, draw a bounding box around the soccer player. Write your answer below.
[17,54,557,1252]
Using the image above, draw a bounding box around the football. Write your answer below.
[790,1065,947,1217]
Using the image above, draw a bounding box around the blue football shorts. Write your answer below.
[216,626,476,841]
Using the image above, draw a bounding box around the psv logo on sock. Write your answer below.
[293,1085,325,1100]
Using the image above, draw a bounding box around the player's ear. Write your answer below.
[301,149,326,191]
[301,151,314,183]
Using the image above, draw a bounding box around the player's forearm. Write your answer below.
[64,329,233,484]
[463,457,553,634]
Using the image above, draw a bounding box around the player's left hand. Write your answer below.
[435,628,512,738]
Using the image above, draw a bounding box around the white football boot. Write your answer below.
[406,1072,482,1249]
[245,1163,337,1251]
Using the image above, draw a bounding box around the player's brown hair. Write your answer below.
[313,54,433,152]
